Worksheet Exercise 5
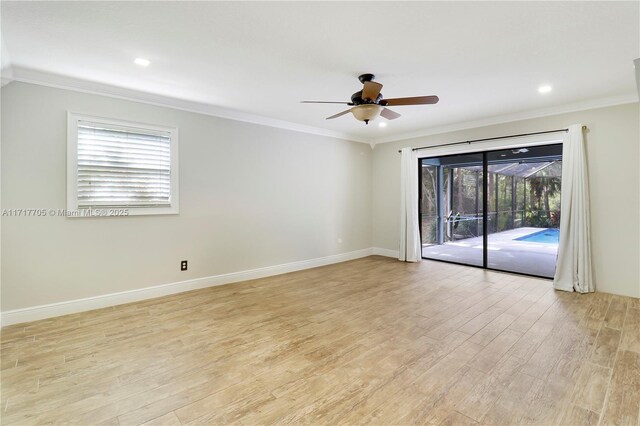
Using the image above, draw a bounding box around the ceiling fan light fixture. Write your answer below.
[351,104,383,124]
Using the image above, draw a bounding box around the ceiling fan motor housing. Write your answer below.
[351,91,383,105]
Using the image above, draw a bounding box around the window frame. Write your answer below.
[67,112,179,216]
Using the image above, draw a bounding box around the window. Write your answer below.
[67,113,179,216]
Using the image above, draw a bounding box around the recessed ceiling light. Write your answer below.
[538,85,552,94]
[134,58,150,67]
[378,122,387,128]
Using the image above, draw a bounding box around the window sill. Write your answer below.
[65,206,179,218]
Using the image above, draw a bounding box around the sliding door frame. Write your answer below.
[418,142,563,280]
[482,152,488,269]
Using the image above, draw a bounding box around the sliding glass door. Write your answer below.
[419,144,562,278]
[420,153,483,267]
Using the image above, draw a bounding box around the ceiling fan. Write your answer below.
[301,74,439,125]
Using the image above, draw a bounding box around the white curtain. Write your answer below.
[553,124,594,293]
[399,147,421,262]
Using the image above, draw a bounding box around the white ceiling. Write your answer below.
[2,1,639,143]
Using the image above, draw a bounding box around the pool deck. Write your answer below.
[422,227,558,278]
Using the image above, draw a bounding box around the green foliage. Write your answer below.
[525,210,560,228]
[454,219,480,238]
[421,216,438,245]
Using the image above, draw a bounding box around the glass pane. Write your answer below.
[486,144,562,277]
[420,163,438,246]
[420,153,483,267]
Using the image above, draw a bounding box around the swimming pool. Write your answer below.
[515,228,560,244]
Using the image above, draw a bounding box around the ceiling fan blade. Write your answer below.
[301,101,353,104]
[380,95,439,106]
[362,81,383,101]
[380,108,401,120]
[326,109,352,120]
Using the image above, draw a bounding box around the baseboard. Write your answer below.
[1,248,374,327]
[372,247,400,258]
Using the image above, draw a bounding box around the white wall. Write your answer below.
[1,82,372,312]
[2,82,638,320]
[372,103,640,298]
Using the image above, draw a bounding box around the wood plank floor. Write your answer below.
[1,256,639,425]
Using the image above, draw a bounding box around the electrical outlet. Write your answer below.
[181,260,188,271]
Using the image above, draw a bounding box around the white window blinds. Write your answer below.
[77,121,172,207]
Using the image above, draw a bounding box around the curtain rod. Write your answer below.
[397,126,587,153]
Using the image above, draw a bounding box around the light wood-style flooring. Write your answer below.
[1,256,639,425]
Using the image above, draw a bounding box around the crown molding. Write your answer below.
[3,66,369,144]
[3,66,637,147]
[371,93,639,145]
[1,27,12,84]
[0,65,12,87]
[634,58,640,99]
